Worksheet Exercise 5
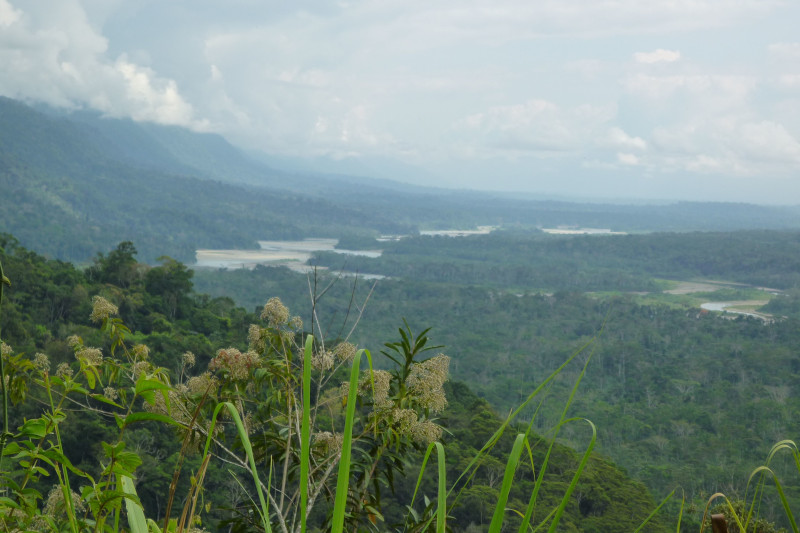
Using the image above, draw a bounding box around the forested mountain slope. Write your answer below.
[0,98,412,263]
[4,97,800,267]
[0,236,668,532]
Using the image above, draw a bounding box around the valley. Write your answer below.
[3,96,800,531]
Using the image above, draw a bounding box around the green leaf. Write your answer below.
[84,368,96,389]
[135,377,171,396]
[138,390,155,406]
[0,496,21,508]
[120,412,186,430]
[19,418,48,438]
[115,451,143,475]
[90,393,123,408]
[2,442,21,455]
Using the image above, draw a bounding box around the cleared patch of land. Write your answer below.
[700,300,772,320]
[664,280,742,294]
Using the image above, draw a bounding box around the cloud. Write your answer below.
[649,118,800,176]
[607,127,647,150]
[736,121,800,164]
[776,74,800,87]
[348,0,782,45]
[634,49,681,63]
[455,100,616,156]
[0,0,21,27]
[622,74,757,117]
[768,42,800,61]
[617,153,640,165]
[0,0,204,128]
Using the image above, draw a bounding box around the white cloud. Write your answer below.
[455,100,616,156]
[617,152,640,165]
[0,0,204,128]
[622,74,757,120]
[776,74,800,88]
[736,121,800,164]
[352,0,782,45]
[685,154,725,173]
[648,118,800,176]
[768,42,800,61]
[564,59,606,78]
[0,0,21,27]
[607,127,647,150]
[634,49,681,64]
[623,74,756,100]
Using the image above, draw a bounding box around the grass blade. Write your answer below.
[489,433,526,533]
[632,487,677,533]
[202,401,272,533]
[436,441,447,533]
[120,475,149,533]
[546,418,596,533]
[407,441,448,532]
[331,349,369,532]
[518,335,598,533]
[300,335,314,532]
[748,466,800,533]
[453,333,599,516]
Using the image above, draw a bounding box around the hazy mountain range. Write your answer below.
[3,96,800,264]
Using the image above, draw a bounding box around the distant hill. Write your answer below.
[0,97,414,263]
[3,97,800,264]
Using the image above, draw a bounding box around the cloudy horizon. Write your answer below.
[1,0,799,204]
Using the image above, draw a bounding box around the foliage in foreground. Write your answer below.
[1,242,798,532]
[0,246,664,532]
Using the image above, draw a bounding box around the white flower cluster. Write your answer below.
[33,353,50,373]
[314,431,344,456]
[358,369,393,411]
[260,297,289,327]
[407,354,450,413]
[312,350,335,372]
[89,295,118,323]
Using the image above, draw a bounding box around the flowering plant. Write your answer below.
[0,284,450,532]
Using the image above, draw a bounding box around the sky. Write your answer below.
[1,0,800,204]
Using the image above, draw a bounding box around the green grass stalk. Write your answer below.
[300,335,313,532]
[488,433,527,533]
[331,349,369,532]
[202,401,272,533]
[747,467,799,533]
[546,418,596,533]
[408,441,448,532]
[632,488,679,533]
[518,331,599,533]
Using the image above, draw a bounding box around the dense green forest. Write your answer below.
[0,236,670,532]
[311,229,800,291]
[194,229,800,530]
